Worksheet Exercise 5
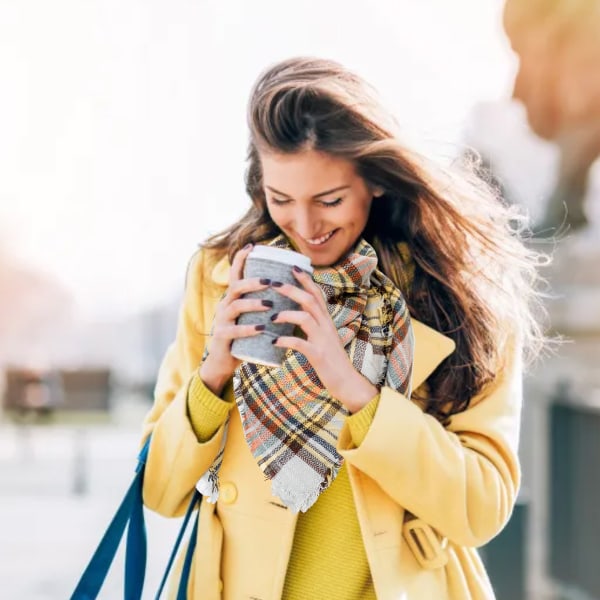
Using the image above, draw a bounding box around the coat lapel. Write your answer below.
[210,255,455,388]
[410,320,455,389]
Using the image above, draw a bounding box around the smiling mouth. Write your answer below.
[303,230,338,246]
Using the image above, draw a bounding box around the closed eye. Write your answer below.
[270,197,343,207]
[321,197,343,207]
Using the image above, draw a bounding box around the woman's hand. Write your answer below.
[271,267,379,413]
[199,244,272,396]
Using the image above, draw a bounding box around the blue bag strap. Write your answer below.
[154,489,202,600]
[124,470,147,599]
[176,502,200,600]
[72,437,202,600]
[70,437,151,600]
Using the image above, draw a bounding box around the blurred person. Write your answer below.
[503,0,600,232]
[141,57,547,599]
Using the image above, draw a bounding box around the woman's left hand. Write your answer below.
[271,267,379,413]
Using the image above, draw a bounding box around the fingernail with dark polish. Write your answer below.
[270,313,279,321]
[259,278,271,285]
[292,265,302,273]
[271,281,283,287]
[255,324,266,331]
[271,337,279,344]
[261,299,274,308]
[243,243,253,250]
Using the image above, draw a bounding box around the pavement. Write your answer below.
[0,410,184,600]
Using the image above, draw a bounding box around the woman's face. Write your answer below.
[260,149,382,267]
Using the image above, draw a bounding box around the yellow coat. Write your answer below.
[142,249,522,600]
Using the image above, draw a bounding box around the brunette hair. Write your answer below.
[204,56,549,420]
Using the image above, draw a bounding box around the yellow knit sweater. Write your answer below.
[187,374,379,600]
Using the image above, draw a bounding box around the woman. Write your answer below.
[142,57,547,599]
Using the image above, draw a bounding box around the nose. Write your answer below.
[294,207,320,239]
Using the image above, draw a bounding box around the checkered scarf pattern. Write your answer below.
[197,235,414,512]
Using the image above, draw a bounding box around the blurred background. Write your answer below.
[1,0,599,598]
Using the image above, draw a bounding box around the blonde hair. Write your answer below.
[205,57,550,420]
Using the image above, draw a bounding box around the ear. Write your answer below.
[372,185,385,198]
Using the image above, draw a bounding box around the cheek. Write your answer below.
[267,206,289,229]
[347,203,371,228]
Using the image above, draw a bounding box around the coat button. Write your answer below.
[220,482,238,504]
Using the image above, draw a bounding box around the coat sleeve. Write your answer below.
[337,340,523,548]
[141,249,228,517]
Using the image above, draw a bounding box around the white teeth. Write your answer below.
[305,230,335,245]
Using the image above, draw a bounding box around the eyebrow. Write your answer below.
[265,185,351,199]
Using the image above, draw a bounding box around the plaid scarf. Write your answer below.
[197,235,414,512]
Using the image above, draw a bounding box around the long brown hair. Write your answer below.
[204,57,549,420]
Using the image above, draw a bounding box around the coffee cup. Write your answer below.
[231,245,314,367]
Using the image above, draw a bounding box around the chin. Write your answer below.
[307,248,346,267]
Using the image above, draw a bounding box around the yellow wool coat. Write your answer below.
[142,248,522,600]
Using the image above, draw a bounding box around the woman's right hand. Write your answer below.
[199,244,271,396]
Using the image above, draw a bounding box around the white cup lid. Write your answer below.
[249,245,313,272]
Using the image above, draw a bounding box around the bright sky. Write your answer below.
[0,0,514,318]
